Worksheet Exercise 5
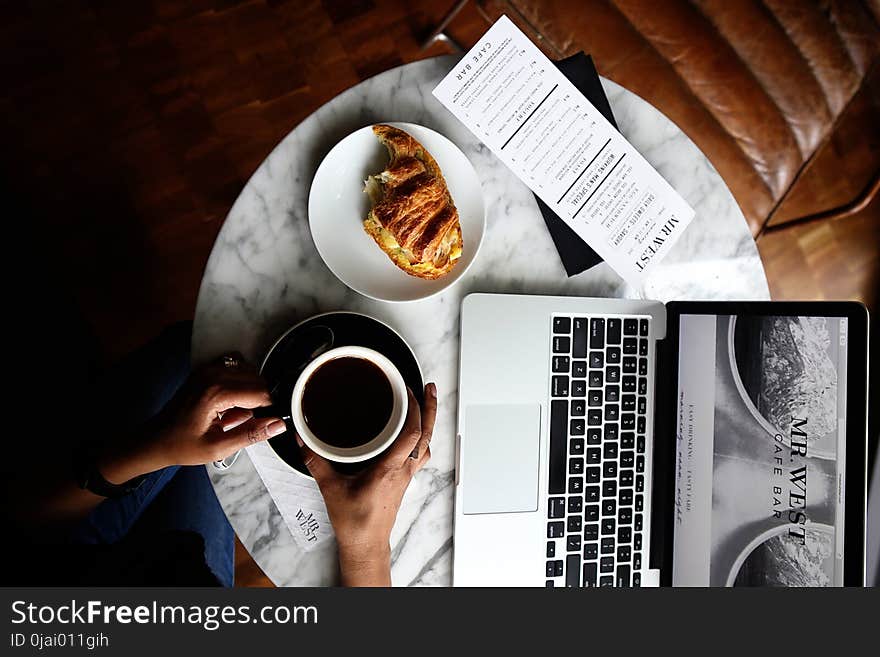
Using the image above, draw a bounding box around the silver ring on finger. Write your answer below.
[222,354,240,369]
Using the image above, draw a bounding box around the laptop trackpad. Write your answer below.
[462,404,541,515]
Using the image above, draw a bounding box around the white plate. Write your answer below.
[308,122,485,302]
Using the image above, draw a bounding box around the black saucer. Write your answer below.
[260,312,424,478]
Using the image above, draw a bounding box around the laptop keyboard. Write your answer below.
[546,314,651,587]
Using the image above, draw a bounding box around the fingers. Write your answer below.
[207,381,272,413]
[216,407,253,431]
[210,415,287,459]
[411,382,437,461]
[295,434,335,483]
[382,388,423,465]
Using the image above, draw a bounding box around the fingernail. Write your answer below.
[427,382,437,398]
[267,420,286,437]
[294,433,304,447]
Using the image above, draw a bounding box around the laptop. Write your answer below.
[453,293,869,586]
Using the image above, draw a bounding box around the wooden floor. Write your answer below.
[2,1,876,587]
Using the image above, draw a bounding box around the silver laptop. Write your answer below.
[453,293,869,587]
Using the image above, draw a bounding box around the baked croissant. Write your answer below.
[363,124,463,279]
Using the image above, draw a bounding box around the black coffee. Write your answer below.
[301,356,393,448]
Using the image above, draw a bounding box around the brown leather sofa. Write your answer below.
[476,0,880,237]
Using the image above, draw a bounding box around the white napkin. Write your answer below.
[245,440,335,552]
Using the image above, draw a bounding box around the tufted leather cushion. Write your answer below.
[478,0,880,235]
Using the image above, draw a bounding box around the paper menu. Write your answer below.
[432,16,694,286]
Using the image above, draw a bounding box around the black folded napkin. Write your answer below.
[538,53,619,276]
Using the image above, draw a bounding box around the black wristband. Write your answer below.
[72,441,147,499]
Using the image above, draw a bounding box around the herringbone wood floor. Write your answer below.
[3,1,876,587]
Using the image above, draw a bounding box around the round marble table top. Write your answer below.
[192,55,770,586]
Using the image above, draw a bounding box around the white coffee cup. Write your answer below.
[291,346,407,463]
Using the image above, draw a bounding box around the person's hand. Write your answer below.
[298,383,438,586]
[98,354,286,484]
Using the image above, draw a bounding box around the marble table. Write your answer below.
[192,55,770,586]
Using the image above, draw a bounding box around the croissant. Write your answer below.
[363,124,463,279]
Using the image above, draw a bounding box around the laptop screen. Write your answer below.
[672,313,849,586]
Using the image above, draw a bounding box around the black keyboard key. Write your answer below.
[600,537,614,554]
[600,575,614,586]
[637,416,646,434]
[634,553,642,570]
[571,399,586,416]
[572,380,587,398]
[553,336,570,353]
[616,564,631,587]
[601,518,615,535]
[602,499,616,516]
[566,555,581,587]
[584,524,599,541]
[546,561,556,577]
[622,414,635,430]
[549,400,567,494]
[568,497,583,513]
[617,545,631,562]
[569,458,584,475]
[589,351,604,368]
[588,371,603,388]
[568,478,583,494]
[636,474,644,492]
[548,521,564,538]
[621,432,635,449]
[604,423,618,441]
[567,516,582,532]
[588,390,602,406]
[623,337,637,354]
[600,557,614,573]
[619,489,634,505]
[620,470,634,487]
[635,533,642,551]
[604,404,619,421]
[619,507,633,524]
[587,429,601,445]
[635,495,643,512]
[635,514,643,531]
[602,480,617,497]
[547,541,556,558]
[637,397,646,415]
[636,455,645,473]
[584,543,598,560]
[622,356,637,374]
[603,461,617,479]
[572,318,588,358]
[567,535,581,552]
[603,442,618,460]
[622,395,636,411]
[639,318,649,336]
[587,409,601,425]
[570,438,585,455]
[618,526,632,543]
[589,318,605,349]
[639,338,648,356]
[549,497,566,518]
[583,562,598,587]
[607,367,620,383]
[546,580,554,587]
[638,377,647,395]
[639,358,648,376]
[606,347,621,364]
[586,467,600,483]
[552,356,570,372]
[570,419,585,435]
[586,448,601,464]
[585,486,600,503]
[621,451,635,467]
[605,385,620,402]
[553,317,571,334]
[552,376,569,397]
[633,572,641,587]
[607,318,622,344]
[553,560,564,577]
[572,360,587,377]
[624,319,638,335]
[585,505,599,522]
[622,376,636,392]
